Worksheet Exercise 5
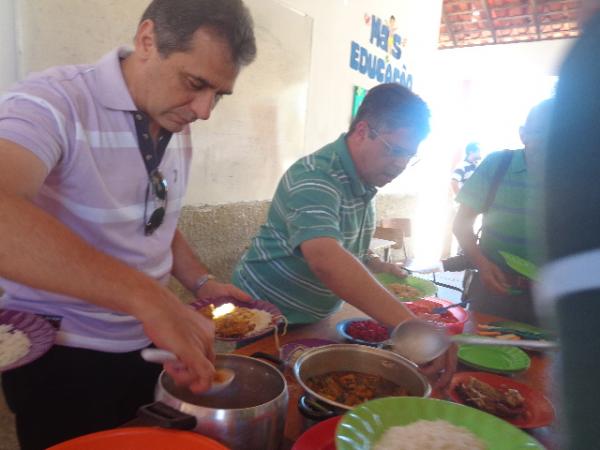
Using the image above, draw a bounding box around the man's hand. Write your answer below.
[196,280,252,302]
[367,256,408,279]
[477,257,510,295]
[418,344,458,393]
[383,262,409,279]
[140,293,216,393]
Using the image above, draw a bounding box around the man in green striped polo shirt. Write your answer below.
[453,99,553,324]
[234,83,430,328]
[233,84,456,388]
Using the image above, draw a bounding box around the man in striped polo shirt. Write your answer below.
[450,141,482,196]
[0,1,255,448]
[234,83,456,388]
[453,99,554,324]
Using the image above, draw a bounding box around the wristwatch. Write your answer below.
[192,274,216,295]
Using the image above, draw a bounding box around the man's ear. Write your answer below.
[354,120,371,140]
[134,19,157,59]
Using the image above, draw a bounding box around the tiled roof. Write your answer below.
[439,0,581,49]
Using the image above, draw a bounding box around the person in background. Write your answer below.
[0,1,255,448]
[537,1,600,448]
[233,83,456,389]
[443,141,482,257]
[453,99,554,325]
[450,141,482,197]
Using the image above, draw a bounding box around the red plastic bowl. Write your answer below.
[404,297,468,335]
[47,427,228,450]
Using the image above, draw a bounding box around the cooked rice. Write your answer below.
[249,309,273,333]
[0,324,31,367]
[373,420,486,450]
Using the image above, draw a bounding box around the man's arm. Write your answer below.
[300,237,413,328]
[450,179,460,196]
[170,229,251,300]
[0,138,216,392]
[301,237,456,389]
[453,203,508,294]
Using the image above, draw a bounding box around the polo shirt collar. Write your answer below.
[94,47,137,111]
[335,133,378,199]
[511,149,527,173]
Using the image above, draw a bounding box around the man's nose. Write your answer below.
[189,90,216,121]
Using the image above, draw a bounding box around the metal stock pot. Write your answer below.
[142,354,288,450]
[293,344,431,418]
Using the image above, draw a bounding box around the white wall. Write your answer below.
[0,0,17,90]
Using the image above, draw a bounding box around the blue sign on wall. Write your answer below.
[349,14,413,89]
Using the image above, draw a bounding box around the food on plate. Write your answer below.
[199,303,273,339]
[306,370,408,407]
[0,324,31,367]
[346,320,389,343]
[454,376,526,419]
[387,283,422,298]
[405,299,459,324]
[372,419,486,450]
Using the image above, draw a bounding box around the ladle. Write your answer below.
[388,320,559,365]
[140,348,235,393]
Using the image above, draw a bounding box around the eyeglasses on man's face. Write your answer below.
[144,169,168,236]
[369,126,417,160]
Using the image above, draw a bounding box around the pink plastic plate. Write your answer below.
[191,296,284,342]
[0,309,56,372]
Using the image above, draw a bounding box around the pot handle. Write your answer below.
[297,395,338,421]
[136,401,197,430]
[250,351,286,371]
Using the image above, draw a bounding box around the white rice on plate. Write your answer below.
[0,324,31,367]
[373,419,487,450]
[249,308,273,333]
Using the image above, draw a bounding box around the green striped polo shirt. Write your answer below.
[232,134,377,324]
[457,149,536,271]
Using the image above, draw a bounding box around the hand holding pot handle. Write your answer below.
[136,290,216,393]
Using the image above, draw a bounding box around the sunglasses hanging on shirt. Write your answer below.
[133,111,173,236]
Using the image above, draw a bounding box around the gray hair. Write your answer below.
[350,83,431,142]
[140,0,257,67]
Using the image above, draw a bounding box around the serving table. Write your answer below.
[235,303,558,450]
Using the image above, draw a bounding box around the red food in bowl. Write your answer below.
[346,320,390,343]
[405,297,468,335]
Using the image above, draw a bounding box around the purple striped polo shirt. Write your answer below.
[0,47,192,352]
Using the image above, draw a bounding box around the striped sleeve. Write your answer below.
[0,91,70,171]
[456,153,500,213]
[451,167,464,182]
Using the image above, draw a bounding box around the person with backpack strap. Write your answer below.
[452,99,554,325]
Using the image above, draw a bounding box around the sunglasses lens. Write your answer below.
[151,171,168,200]
[145,207,165,236]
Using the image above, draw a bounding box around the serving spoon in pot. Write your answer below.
[140,348,235,393]
[388,320,559,365]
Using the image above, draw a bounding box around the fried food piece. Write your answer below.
[306,371,408,407]
[454,376,525,418]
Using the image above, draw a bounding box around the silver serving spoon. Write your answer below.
[140,348,235,393]
[388,320,559,365]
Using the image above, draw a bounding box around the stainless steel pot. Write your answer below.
[293,344,431,415]
[149,354,288,450]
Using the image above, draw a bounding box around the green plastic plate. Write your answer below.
[490,321,553,340]
[375,273,437,301]
[336,397,544,450]
[499,251,538,280]
[458,341,531,373]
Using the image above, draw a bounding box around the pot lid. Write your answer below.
[160,354,286,409]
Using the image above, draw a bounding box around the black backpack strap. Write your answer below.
[482,150,513,212]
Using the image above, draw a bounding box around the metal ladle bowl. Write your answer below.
[388,320,559,365]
